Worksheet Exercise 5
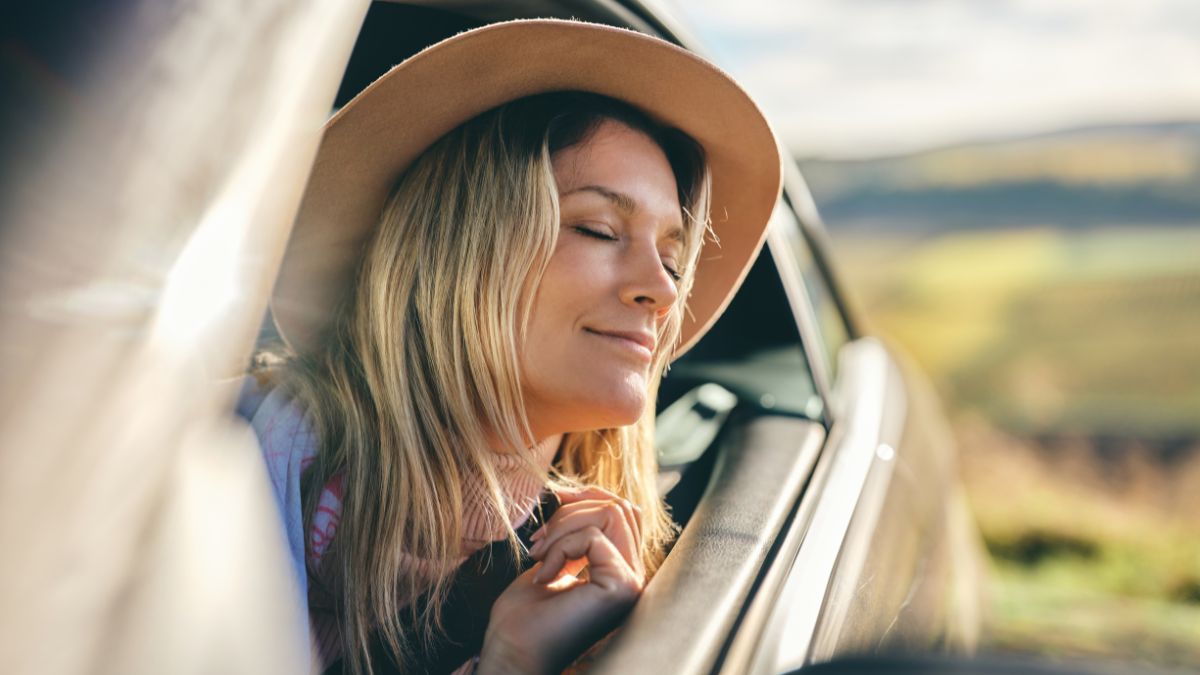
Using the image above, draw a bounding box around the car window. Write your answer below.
[661,227,824,422]
[772,200,851,381]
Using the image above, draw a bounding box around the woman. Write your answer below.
[242,18,781,675]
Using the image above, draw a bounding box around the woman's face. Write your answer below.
[520,119,685,439]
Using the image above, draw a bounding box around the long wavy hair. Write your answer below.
[273,91,711,674]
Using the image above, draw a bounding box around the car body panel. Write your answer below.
[592,416,826,674]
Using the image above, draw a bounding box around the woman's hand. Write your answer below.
[529,486,646,584]
[477,487,645,675]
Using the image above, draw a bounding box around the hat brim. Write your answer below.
[272,18,783,359]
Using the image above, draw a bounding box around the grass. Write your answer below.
[987,565,1200,666]
[837,226,1200,437]
[829,225,1200,669]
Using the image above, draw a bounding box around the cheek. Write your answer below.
[516,239,650,429]
[527,239,607,334]
[519,244,593,376]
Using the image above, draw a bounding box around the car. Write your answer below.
[1,1,985,674]
[295,3,986,673]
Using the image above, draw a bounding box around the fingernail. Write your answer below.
[530,526,545,541]
[532,566,544,584]
[530,538,545,557]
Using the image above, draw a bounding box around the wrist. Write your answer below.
[477,630,542,675]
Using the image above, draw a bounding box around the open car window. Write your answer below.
[662,238,823,421]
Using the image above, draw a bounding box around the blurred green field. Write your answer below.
[830,225,1200,667]
[837,226,1200,438]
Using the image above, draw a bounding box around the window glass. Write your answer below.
[773,203,850,379]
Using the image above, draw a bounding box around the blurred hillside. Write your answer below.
[802,121,1200,440]
[801,121,1200,232]
[803,121,1200,667]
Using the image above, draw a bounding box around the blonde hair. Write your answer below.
[275,92,711,674]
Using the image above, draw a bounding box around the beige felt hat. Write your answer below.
[273,18,783,358]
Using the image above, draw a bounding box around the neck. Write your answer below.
[486,428,563,460]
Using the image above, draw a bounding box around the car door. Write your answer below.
[718,173,985,673]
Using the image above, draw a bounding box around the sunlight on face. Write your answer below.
[520,120,685,440]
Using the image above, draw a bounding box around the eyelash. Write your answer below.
[572,225,682,282]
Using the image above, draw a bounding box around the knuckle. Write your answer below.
[601,502,623,521]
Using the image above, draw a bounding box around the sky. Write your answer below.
[670,0,1200,159]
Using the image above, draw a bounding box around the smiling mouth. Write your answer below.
[584,328,654,362]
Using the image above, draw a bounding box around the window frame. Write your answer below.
[782,159,864,343]
[764,190,848,427]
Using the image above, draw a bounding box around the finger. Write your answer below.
[532,498,632,544]
[542,491,643,554]
[627,501,643,557]
[554,485,624,506]
[531,503,636,563]
[540,496,645,578]
[534,526,641,594]
[529,503,639,572]
[534,526,606,585]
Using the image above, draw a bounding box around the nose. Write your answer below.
[619,239,679,315]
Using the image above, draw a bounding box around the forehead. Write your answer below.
[551,120,684,228]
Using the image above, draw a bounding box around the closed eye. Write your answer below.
[572,225,618,241]
[573,225,682,282]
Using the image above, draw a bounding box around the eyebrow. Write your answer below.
[564,184,685,243]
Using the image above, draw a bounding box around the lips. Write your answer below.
[584,327,656,360]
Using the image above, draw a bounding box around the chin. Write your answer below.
[526,370,652,434]
[605,405,646,429]
[585,390,649,430]
[555,390,646,433]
